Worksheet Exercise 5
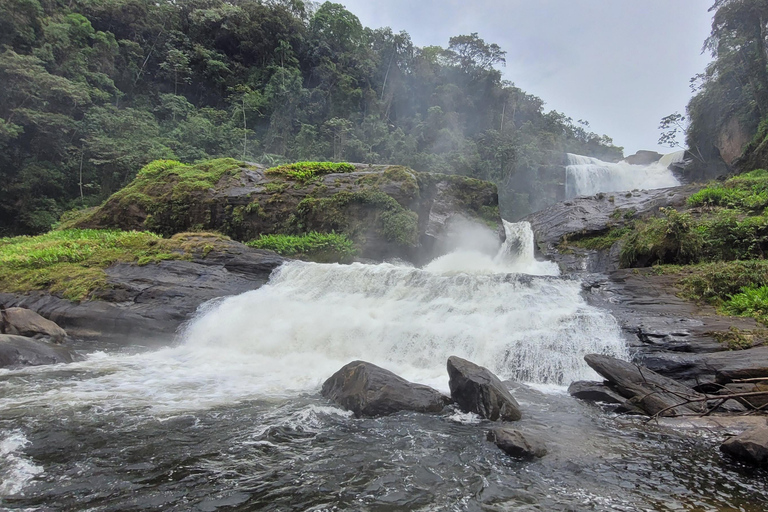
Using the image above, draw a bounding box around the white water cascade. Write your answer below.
[565,152,681,198]
[0,223,627,416]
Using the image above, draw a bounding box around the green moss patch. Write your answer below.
[561,226,632,252]
[246,232,356,263]
[0,229,234,301]
[265,162,356,185]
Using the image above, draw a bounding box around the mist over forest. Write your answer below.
[0,0,626,235]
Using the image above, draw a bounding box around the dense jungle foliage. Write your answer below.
[0,0,623,236]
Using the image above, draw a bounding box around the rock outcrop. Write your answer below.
[487,428,547,459]
[623,151,662,166]
[0,236,285,341]
[447,356,522,421]
[584,354,706,417]
[1,307,67,342]
[567,380,625,405]
[73,160,503,265]
[721,427,768,466]
[0,334,80,368]
[321,361,451,418]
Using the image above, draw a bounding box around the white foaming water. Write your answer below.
[0,222,626,414]
[658,149,687,168]
[566,153,680,198]
[0,431,43,496]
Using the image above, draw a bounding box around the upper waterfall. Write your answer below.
[565,152,681,199]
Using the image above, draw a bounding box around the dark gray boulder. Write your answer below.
[0,334,80,368]
[447,356,522,421]
[585,354,706,417]
[567,380,625,404]
[321,361,451,418]
[487,428,547,459]
[1,307,67,342]
[721,428,768,465]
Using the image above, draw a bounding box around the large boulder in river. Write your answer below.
[584,354,706,417]
[1,307,67,342]
[321,361,451,418]
[447,356,522,421]
[0,334,80,368]
[721,427,768,466]
[70,159,503,264]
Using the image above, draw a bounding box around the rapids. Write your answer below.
[565,153,681,198]
[1,222,767,511]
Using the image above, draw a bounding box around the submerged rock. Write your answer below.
[1,307,67,342]
[447,356,522,421]
[0,334,80,368]
[321,361,451,418]
[487,428,547,459]
[584,354,705,417]
[567,380,625,404]
[721,427,768,466]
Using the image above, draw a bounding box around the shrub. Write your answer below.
[246,232,356,263]
[723,286,768,325]
[620,208,704,267]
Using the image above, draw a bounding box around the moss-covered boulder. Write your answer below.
[70,159,503,263]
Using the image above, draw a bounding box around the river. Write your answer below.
[1,222,767,511]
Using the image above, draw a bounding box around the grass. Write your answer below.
[265,162,356,185]
[563,226,632,251]
[246,232,356,263]
[0,229,228,301]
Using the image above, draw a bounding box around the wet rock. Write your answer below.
[525,184,700,274]
[1,307,67,342]
[720,383,768,409]
[321,361,451,418]
[623,150,663,166]
[567,381,625,404]
[584,354,706,417]
[721,427,768,466]
[447,356,522,421]
[0,334,80,368]
[641,346,768,390]
[0,242,285,342]
[487,428,547,459]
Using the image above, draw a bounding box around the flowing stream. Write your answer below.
[1,222,767,511]
[565,153,681,198]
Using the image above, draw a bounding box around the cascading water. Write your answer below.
[1,221,766,511]
[565,152,681,198]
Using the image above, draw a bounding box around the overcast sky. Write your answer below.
[338,0,714,156]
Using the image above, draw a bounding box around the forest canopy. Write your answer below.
[0,0,623,235]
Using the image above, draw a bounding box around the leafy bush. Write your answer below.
[688,170,768,211]
[246,232,356,263]
[620,208,704,267]
[723,286,768,324]
[675,260,768,304]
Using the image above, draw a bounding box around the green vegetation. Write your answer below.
[247,232,356,263]
[0,0,622,236]
[711,326,763,351]
[723,285,768,325]
[563,226,632,251]
[296,190,419,247]
[265,162,356,185]
[0,229,198,300]
[687,169,768,211]
[619,208,704,267]
[86,158,244,235]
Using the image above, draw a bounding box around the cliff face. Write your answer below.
[71,160,503,264]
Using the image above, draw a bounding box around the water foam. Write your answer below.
[0,431,43,496]
[566,153,680,198]
[0,223,626,414]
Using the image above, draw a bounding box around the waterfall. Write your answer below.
[565,152,680,199]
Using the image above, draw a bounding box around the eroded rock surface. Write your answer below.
[0,240,285,342]
[0,334,80,368]
[721,427,768,465]
[321,361,451,418]
[447,356,522,421]
[584,354,706,417]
